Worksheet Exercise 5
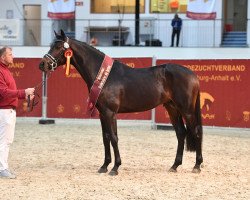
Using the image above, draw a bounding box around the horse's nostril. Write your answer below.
[39,62,44,70]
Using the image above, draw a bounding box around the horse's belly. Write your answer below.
[118,96,161,113]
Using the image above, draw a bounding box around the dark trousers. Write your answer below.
[171,29,181,47]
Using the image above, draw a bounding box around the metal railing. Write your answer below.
[0,18,248,47]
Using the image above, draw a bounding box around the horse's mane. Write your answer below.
[70,38,126,66]
[52,35,106,58]
[71,38,105,57]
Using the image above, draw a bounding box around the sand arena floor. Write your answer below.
[0,119,249,200]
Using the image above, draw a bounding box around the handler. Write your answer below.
[0,46,35,179]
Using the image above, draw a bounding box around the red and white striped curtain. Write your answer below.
[48,0,75,19]
[186,0,216,20]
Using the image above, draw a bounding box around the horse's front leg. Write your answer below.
[109,113,121,176]
[98,115,112,173]
[99,111,121,176]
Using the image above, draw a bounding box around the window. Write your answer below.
[91,0,145,13]
[150,0,188,13]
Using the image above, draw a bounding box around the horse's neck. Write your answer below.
[71,42,104,89]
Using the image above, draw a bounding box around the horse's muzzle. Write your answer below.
[39,59,51,72]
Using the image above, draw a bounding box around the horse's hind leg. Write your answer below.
[164,103,186,172]
[185,113,203,173]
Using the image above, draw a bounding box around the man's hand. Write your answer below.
[25,88,35,100]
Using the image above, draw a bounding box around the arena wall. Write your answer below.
[10,47,250,128]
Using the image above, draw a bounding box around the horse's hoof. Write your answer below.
[169,168,177,173]
[192,168,201,173]
[109,170,118,176]
[98,167,108,173]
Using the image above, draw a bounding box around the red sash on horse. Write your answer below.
[87,55,114,116]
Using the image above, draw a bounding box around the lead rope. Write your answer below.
[27,72,52,112]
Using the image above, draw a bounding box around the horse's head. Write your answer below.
[39,30,71,72]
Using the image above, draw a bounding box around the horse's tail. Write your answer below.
[186,91,203,152]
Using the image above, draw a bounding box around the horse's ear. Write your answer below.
[54,30,59,38]
[60,29,66,40]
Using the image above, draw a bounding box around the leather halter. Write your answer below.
[44,37,70,71]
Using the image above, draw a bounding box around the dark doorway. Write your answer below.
[224,0,247,31]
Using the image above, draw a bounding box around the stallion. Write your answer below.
[39,30,203,175]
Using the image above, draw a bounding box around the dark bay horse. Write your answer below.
[39,30,203,175]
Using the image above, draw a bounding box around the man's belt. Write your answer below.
[0,106,16,110]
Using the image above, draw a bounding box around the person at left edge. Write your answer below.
[0,46,35,179]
